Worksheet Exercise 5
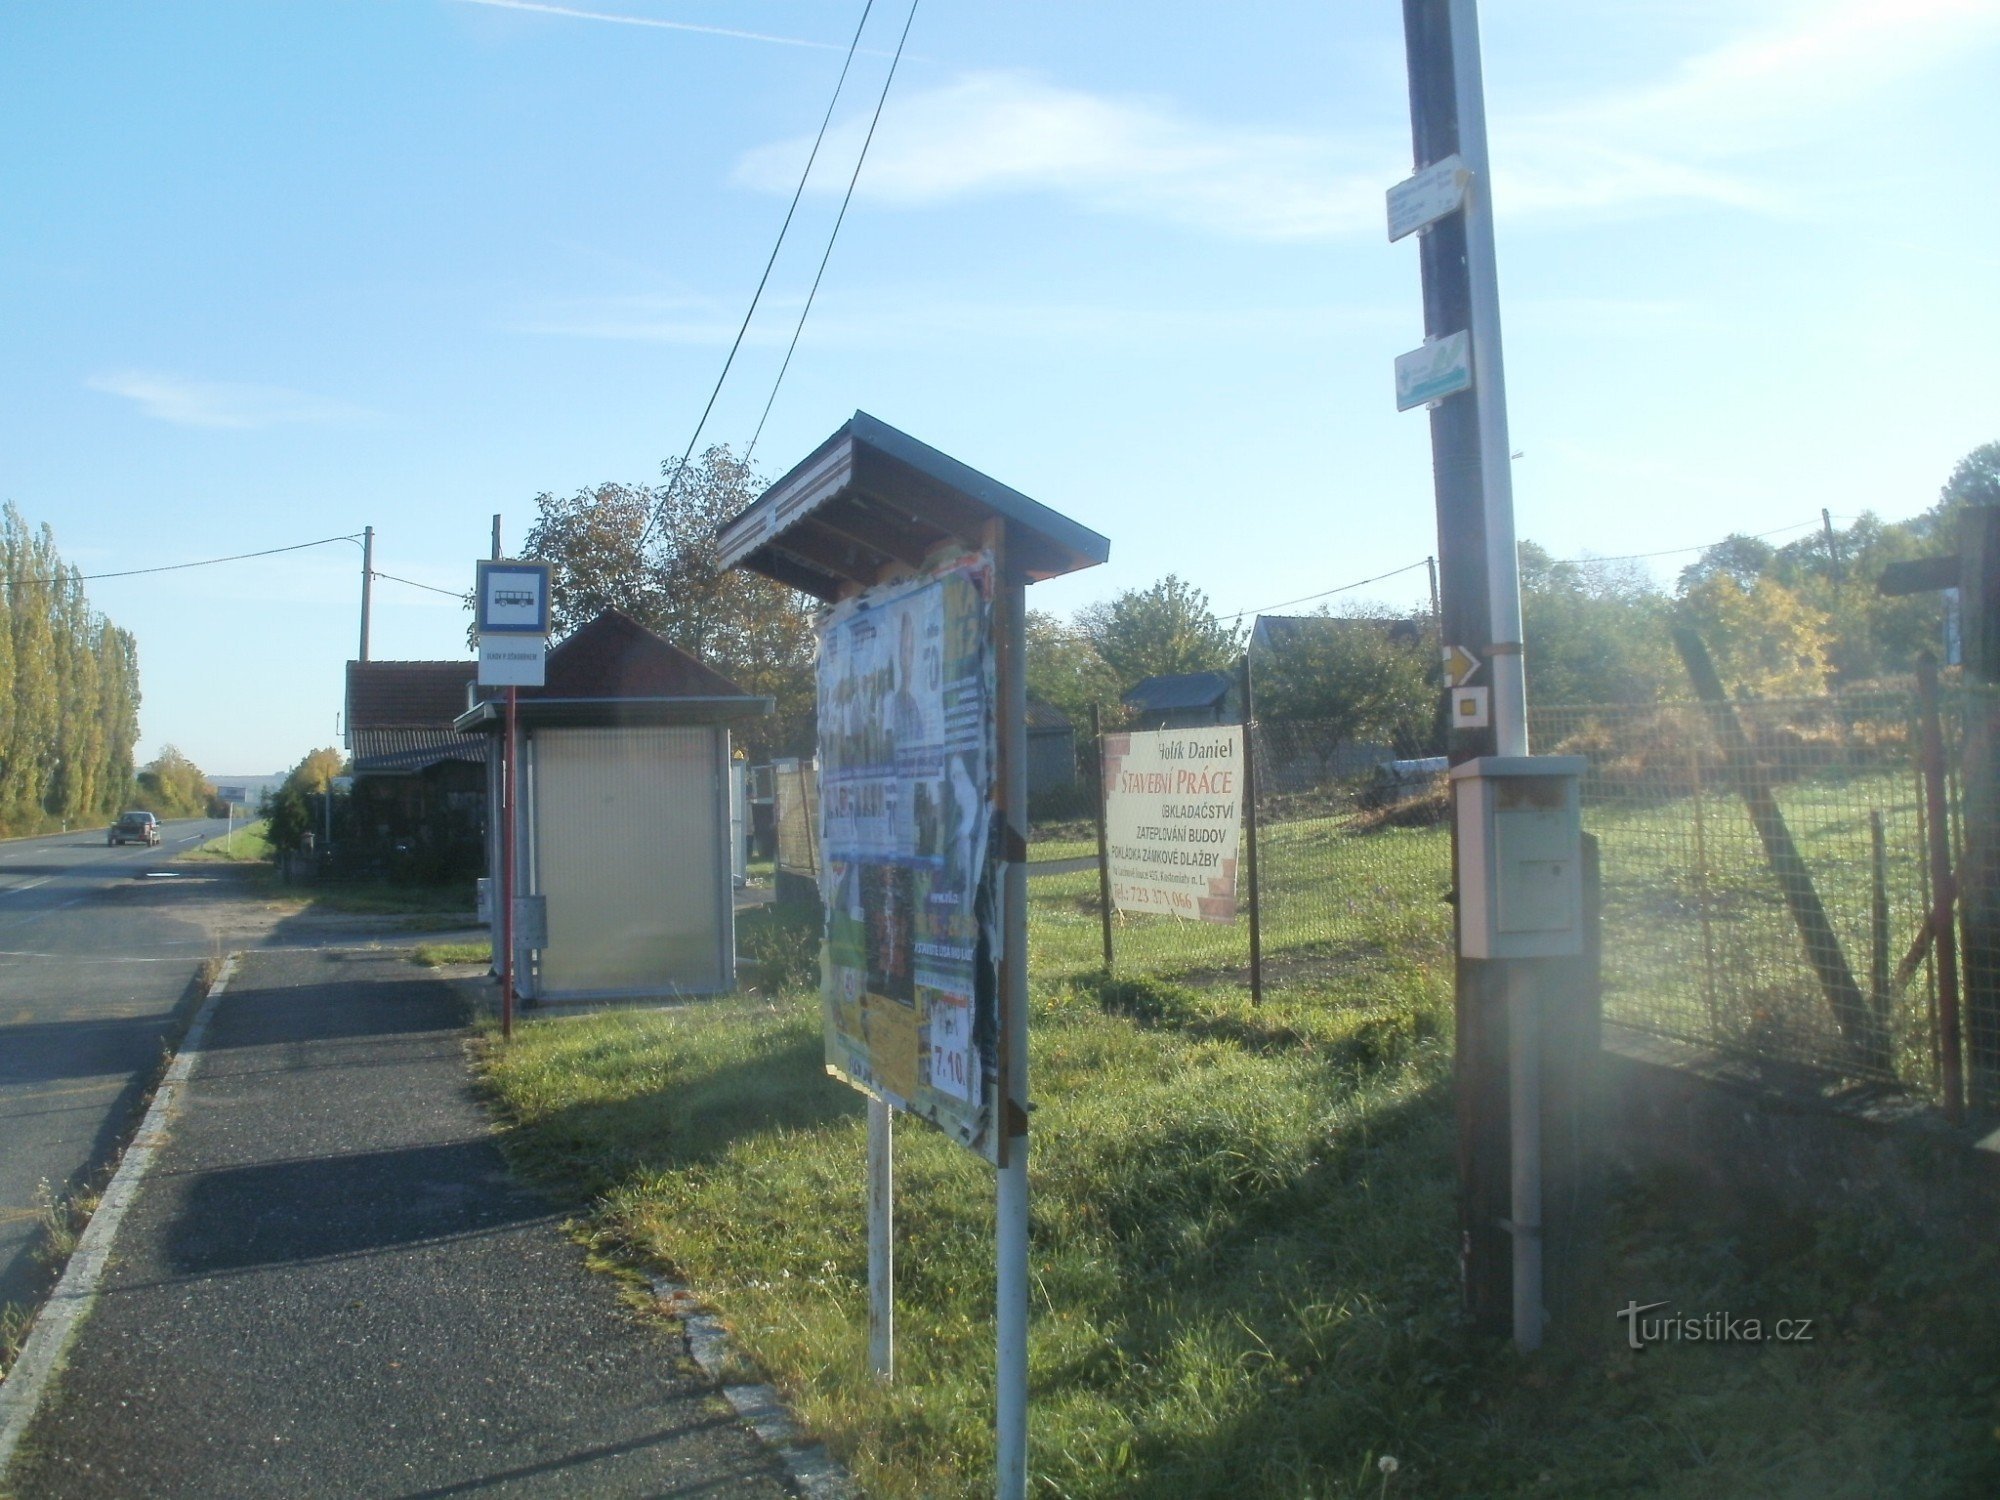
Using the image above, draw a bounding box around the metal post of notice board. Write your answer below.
[991,519,1032,1500]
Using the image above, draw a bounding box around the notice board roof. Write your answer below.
[718,411,1109,599]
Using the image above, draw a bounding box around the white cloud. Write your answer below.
[734,71,1399,243]
[86,372,375,429]
[734,3,2000,238]
[446,0,857,54]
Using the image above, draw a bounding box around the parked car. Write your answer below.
[109,810,161,846]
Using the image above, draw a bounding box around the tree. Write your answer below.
[1677,574,1833,698]
[1024,611,1122,729]
[1519,543,1678,706]
[1677,533,1776,593]
[137,745,214,818]
[1076,574,1243,689]
[518,446,818,758]
[1252,607,1436,752]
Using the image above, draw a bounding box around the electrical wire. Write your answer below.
[743,0,922,467]
[0,532,364,590]
[1219,559,1433,624]
[370,568,464,599]
[1546,516,1838,567]
[636,0,879,553]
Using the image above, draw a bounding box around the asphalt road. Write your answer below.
[7,946,797,1498]
[0,816,227,1314]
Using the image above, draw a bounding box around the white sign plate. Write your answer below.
[1387,153,1469,242]
[1395,331,1473,411]
[1451,685,1490,730]
[479,635,547,687]
[1103,726,1243,922]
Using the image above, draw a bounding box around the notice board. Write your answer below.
[818,552,1000,1159]
[1103,726,1243,921]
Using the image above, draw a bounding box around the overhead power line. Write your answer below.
[370,568,464,599]
[1547,516,1853,567]
[1220,559,1433,624]
[744,0,923,468]
[636,0,880,553]
[0,532,364,590]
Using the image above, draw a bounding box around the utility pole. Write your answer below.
[491,514,503,562]
[1398,0,1551,1347]
[359,525,375,662]
[1822,508,1844,583]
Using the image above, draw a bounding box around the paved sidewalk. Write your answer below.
[4,947,798,1498]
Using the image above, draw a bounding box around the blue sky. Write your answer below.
[4,0,1997,774]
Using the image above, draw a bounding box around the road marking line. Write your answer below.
[0,952,238,1480]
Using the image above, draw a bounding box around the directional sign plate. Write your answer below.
[1443,644,1481,689]
[1387,154,1469,242]
[1395,331,1473,411]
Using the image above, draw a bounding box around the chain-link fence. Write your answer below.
[1053,683,1997,1111]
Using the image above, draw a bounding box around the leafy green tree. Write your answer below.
[1252,607,1435,751]
[1025,610,1123,729]
[288,746,347,796]
[1076,574,1243,689]
[1519,543,1678,706]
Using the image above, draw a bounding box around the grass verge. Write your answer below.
[411,940,490,968]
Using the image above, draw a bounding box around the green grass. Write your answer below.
[179,817,276,863]
[473,776,2000,1496]
[411,940,491,967]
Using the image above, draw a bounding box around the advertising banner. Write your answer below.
[1103,726,1243,921]
[818,553,999,1159]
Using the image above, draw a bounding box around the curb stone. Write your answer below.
[650,1275,862,1500]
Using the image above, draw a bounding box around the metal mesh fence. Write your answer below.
[1048,684,1995,1110]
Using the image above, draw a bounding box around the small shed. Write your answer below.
[343,660,487,879]
[1122,668,1239,730]
[454,610,769,1005]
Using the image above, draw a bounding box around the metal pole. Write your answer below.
[867,1095,894,1379]
[502,685,518,1042]
[1449,0,1525,761]
[360,525,374,663]
[1240,654,1264,1007]
[1506,965,1542,1350]
[994,533,1031,1500]
[491,514,503,561]
[1092,703,1114,973]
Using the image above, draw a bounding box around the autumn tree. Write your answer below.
[518,446,817,758]
[137,745,214,818]
[1519,544,1678,706]
[1677,574,1833,698]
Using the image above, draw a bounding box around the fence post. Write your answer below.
[1918,654,1965,1123]
[1092,704,1114,974]
[1687,725,1719,1041]
[1240,654,1264,1007]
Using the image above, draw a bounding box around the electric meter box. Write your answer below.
[1449,755,1587,959]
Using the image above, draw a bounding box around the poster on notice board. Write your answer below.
[817,551,999,1160]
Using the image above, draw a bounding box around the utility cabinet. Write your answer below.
[1450,755,1586,959]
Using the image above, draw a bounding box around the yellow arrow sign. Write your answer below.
[1443,644,1481,689]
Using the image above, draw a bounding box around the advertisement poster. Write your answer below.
[1103,726,1243,921]
[818,553,998,1158]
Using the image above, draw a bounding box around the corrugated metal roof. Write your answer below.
[351,727,487,776]
[1122,670,1234,714]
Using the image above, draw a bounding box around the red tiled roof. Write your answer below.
[345,661,476,730]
